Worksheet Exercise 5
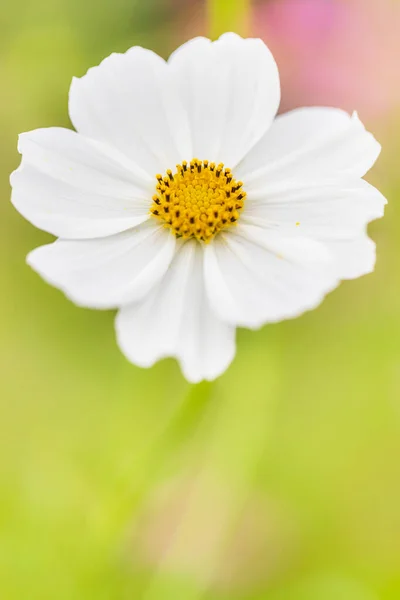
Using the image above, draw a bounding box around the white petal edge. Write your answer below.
[168,33,280,167]
[204,224,340,329]
[27,221,176,309]
[236,108,381,186]
[116,239,236,383]
[69,46,192,176]
[11,128,153,239]
[242,178,386,240]
[327,235,377,280]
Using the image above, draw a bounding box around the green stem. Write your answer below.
[112,381,217,528]
[208,0,251,39]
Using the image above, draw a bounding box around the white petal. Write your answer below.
[237,108,381,185]
[27,221,176,309]
[116,240,236,383]
[11,128,152,239]
[204,224,339,329]
[326,235,377,280]
[69,47,192,176]
[242,179,386,240]
[168,33,280,167]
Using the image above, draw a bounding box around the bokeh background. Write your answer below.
[1,0,400,598]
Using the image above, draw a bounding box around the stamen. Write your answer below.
[150,159,247,243]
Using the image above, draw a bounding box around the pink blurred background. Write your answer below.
[254,0,400,125]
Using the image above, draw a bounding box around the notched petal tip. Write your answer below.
[26,245,55,278]
[351,110,382,164]
[167,36,212,64]
[9,163,22,187]
[182,347,237,384]
[16,132,26,155]
[216,32,268,46]
[217,32,243,42]
[16,129,44,156]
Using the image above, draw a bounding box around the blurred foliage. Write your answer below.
[1,0,400,599]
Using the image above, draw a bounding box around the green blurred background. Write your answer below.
[1,0,400,598]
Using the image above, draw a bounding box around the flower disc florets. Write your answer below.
[150,159,246,242]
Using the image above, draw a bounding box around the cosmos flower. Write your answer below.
[11,33,386,383]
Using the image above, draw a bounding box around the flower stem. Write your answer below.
[208,0,251,39]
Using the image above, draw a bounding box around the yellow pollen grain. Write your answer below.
[150,159,246,243]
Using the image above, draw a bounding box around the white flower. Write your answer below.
[11,33,386,383]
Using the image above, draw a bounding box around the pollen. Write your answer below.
[150,159,246,243]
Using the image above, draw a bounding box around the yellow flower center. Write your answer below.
[150,159,246,243]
